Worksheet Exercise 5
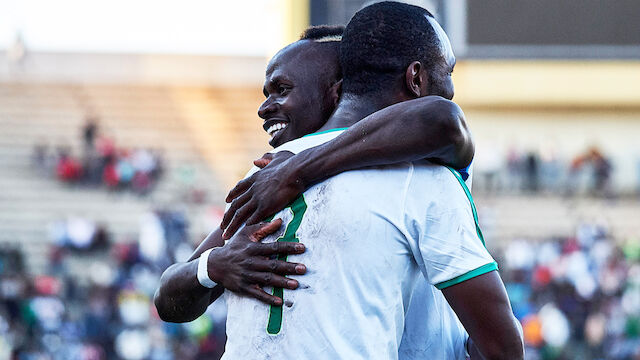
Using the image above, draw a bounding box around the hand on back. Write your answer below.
[209,218,307,306]
[221,151,301,239]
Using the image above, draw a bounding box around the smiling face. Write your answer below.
[259,40,340,147]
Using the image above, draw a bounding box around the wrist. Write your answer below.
[197,247,221,288]
[289,147,328,188]
[205,247,225,285]
[281,155,309,191]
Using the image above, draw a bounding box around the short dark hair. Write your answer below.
[299,25,344,79]
[340,1,443,96]
[300,25,344,41]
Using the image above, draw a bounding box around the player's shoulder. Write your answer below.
[273,129,346,154]
[408,162,470,203]
[411,161,460,183]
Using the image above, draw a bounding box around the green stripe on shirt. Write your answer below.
[444,166,486,247]
[302,127,349,138]
[434,166,498,290]
[435,262,499,290]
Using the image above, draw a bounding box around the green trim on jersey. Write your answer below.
[266,195,307,335]
[435,262,499,290]
[444,166,486,247]
[434,166,498,290]
[302,127,349,138]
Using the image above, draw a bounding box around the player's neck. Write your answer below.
[318,93,399,131]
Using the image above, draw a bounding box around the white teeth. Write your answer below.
[266,122,287,137]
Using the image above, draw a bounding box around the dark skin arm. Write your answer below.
[442,271,525,360]
[222,96,473,238]
[153,220,307,323]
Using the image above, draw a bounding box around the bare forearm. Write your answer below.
[154,260,224,323]
[465,316,523,360]
[292,96,473,187]
[154,228,225,323]
[443,272,524,360]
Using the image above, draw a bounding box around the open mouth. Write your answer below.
[265,121,288,139]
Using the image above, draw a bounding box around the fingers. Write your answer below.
[222,201,257,239]
[244,284,283,306]
[253,158,270,169]
[251,258,307,275]
[251,241,305,256]
[245,208,272,227]
[226,177,252,203]
[221,190,252,231]
[253,153,274,168]
[245,272,298,290]
[250,219,283,242]
[273,150,295,159]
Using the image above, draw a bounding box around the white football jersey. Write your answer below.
[222,129,495,360]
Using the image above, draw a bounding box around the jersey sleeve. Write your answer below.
[403,165,497,290]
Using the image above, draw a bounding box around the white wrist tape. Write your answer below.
[197,248,218,288]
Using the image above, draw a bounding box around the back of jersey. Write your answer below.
[222,132,493,360]
[224,162,421,360]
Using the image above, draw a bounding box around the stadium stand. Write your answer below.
[475,194,640,242]
[0,82,266,274]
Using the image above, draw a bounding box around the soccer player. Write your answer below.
[219,3,522,359]
[158,1,517,357]
[154,29,473,312]
[155,25,478,357]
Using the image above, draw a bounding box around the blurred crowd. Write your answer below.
[32,117,165,195]
[2,210,639,359]
[0,210,227,360]
[474,145,618,197]
[3,215,639,359]
[501,224,640,359]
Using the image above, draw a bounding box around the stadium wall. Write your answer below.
[0,51,267,86]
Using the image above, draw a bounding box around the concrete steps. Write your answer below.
[0,82,234,273]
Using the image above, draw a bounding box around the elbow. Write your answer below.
[484,343,524,360]
[436,100,474,169]
[153,287,175,323]
[482,330,525,360]
[154,289,197,323]
[153,273,193,323]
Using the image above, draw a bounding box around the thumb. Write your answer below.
[253,153,274,168]
[250,218,283,242]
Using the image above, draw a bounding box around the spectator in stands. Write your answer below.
[151,148,165,181]
[46,125,164,194]
[56,147,82,183]
[82,116,98,150]
[589,147,612,194]
[524,151,540,193]
[102,155,119,190]
[115,149,135,189]
[131,148,155,194]
[96,132,116,162]
[569,146,613,197]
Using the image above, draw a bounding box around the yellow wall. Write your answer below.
[453,61,640,108]
[283,0,310,45]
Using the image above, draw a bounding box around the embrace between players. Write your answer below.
[155,2,524,359]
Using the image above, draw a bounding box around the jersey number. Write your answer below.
[266,196,307,335]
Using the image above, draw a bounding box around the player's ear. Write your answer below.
[328,79,342,108]
[405,61,427,97]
